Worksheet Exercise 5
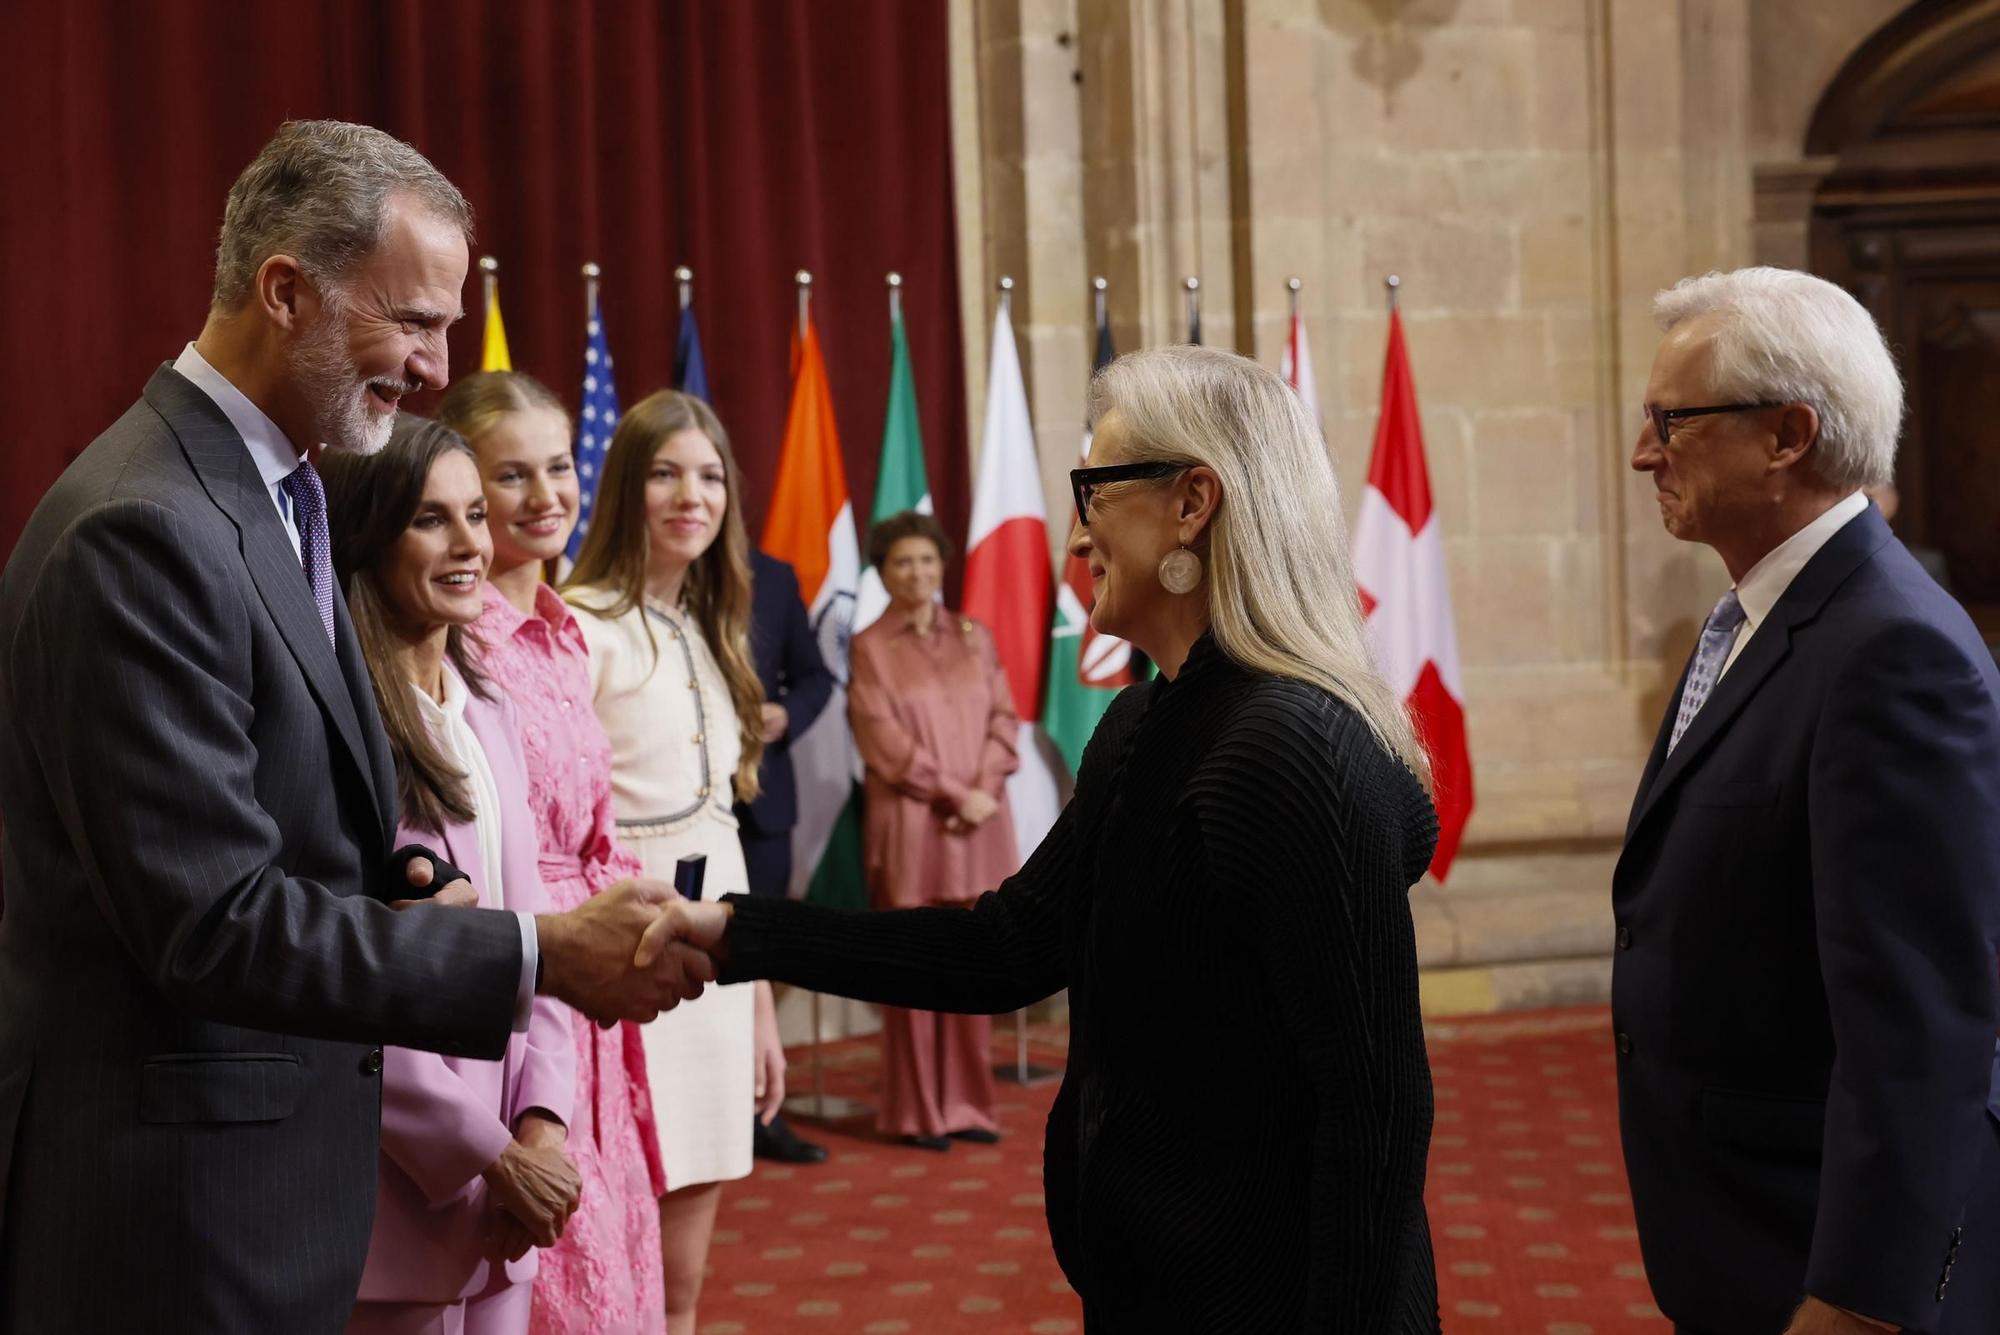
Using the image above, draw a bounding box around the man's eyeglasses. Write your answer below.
[1645,402,1783,446]
[1070,462,1184,527]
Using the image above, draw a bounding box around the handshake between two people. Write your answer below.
[534,880,734,1026]
[395,858,735,1027]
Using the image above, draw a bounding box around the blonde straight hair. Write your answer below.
[563,389,765,801]
[437,369,568,444]
[1089,345,1430,784]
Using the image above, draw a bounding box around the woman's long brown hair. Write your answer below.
[563,390,765,801]
[320,415,490,834]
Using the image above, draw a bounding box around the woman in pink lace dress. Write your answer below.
[442,373,668,1335]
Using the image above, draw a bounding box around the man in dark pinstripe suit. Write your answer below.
[0,122,713,1334]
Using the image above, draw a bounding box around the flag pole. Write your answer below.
[775,284,873,1122]
[983,271,1059,1089]
[675,265,693,315]
[1093,274,1107,329]
[1184,275,1202,345]
[886,270,902,323]
[480,255,500,325]
[1288,274,1302,321]
[582,261,601,321]
[1385,272,1401,312]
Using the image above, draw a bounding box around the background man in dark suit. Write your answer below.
[738,547,835,1164]
[1615,266,2000,1335]
[0,121,712,1334]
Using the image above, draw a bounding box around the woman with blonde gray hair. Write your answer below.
[675,345,1443,1331]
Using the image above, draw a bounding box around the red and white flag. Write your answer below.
[1280,303,1320,429]
[1352,310,1474,880]
[962,300,1061,860]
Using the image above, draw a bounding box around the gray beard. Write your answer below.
[290,308,393,457]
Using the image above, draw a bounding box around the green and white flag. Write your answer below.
[1042,298,1141,775]
[853,307,933,635]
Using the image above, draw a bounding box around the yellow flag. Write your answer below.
[481,293,513,372]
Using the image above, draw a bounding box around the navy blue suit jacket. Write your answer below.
[1613,504,2000,1334]
[736,550,833,839]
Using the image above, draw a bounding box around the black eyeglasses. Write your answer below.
[1645,402,1783,445]
[1070,462,1183,527]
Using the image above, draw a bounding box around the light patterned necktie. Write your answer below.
[280,459,337,648]
[1668,589,1745,753]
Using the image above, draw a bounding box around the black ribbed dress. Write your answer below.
[718,633,1441,1332]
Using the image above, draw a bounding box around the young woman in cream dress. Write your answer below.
[562,390,785,1335]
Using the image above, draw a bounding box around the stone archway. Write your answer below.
[1805,0,2000,629]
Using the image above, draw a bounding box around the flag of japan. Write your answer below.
[1352,309,1474,880]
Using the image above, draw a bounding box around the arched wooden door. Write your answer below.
[1809,0,2000,634]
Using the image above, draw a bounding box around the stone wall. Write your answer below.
[931,0,1911,1016]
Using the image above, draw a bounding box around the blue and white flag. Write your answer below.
[569,292,621,562]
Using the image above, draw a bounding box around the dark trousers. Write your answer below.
[741,827,791,900]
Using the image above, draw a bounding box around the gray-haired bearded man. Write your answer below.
[0,120,710,1334]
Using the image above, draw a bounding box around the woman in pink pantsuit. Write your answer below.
[325,418,578,1335]
[440,373,669,1335]
[849,510,1020,1150]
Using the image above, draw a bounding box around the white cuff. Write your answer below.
[513,912,539,1033]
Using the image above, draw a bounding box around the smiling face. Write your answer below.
[645,428,728,575]
[1068,410,1189,645]
[1632,312,1782,548]
[882,535,944,611]
[470,405,579,570]
[378,449,490,634]
[297,194,468,456]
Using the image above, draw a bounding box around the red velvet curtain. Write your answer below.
[0,0,968,576]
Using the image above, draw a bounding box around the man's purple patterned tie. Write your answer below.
[1668,589,1745,753]
[281,459,337,648]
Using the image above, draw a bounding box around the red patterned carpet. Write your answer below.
[699,1006,1667,1334]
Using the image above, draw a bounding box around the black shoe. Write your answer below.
[901,1134,953,1152]
[948,1127,1001,1145]
[754,1114,828,1164]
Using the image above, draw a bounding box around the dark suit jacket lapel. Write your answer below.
[143,367,388,848]
[1626,656,1691,843]
[334,590,398,841]
[1625,505,1895,842]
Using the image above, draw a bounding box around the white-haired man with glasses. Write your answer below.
[1614,265,2000,1335]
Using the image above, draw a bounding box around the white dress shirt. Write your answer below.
[171,344,539,1028]
[1719,489,1869,678]
[173,343,305,559]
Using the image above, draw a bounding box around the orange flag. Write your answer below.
[760,313,863,907]
[761,317,856,613]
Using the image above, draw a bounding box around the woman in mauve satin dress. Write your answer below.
[849,509,1017,1150]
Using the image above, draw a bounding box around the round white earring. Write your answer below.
[1157,546,1203,594]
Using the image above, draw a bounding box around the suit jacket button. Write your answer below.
[1616,925,1632,950]
[1615,1032,1633,1055]
[363,1048,384,1075]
